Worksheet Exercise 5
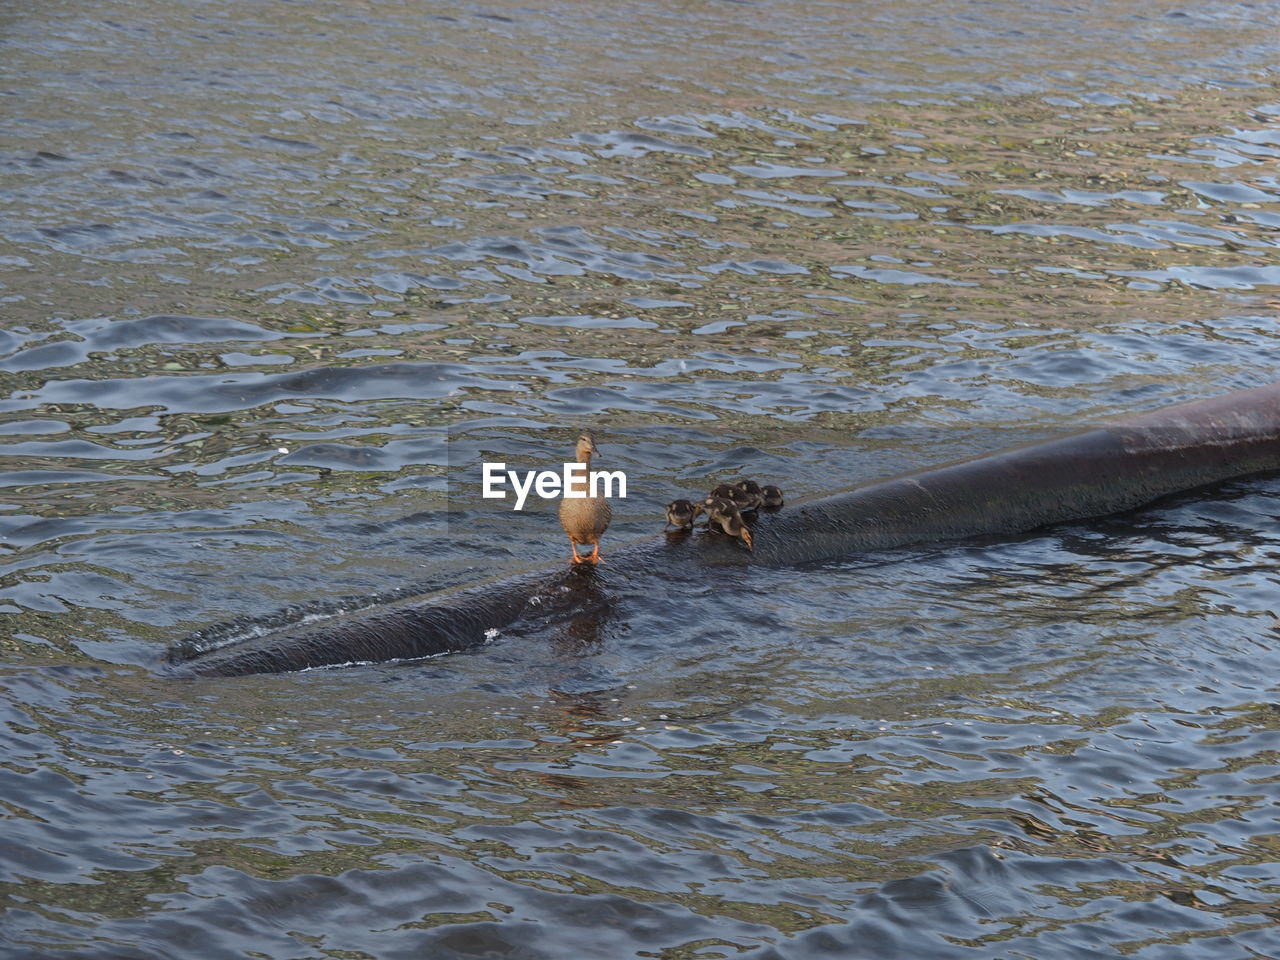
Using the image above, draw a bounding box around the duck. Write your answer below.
[732,478,763,512]
[665,498,702,529]
[705,497,753,551]
[760,484,784,508]
[706,481,754,514]
[708,482,739,503]
[559,432,611,564]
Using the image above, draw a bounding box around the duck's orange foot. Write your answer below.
[587,544,603,564]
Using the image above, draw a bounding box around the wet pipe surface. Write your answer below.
[167,382,1280,677]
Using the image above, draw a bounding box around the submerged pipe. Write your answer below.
[165,382,1280,678]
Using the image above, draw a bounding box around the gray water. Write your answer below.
[4,0,1280,957]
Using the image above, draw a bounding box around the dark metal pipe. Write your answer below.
[165,382,1280,678]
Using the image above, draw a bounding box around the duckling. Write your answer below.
[706,481,754,514]
[559,432,611,564]
[705,497,753,552]
[760,484,784,508]
[708,482,739,502]
[665,498,702,529]
[732,478,763,512]
[700,495,730,525]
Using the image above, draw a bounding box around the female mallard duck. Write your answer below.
[760,484,784,508]
[665,498,702,529]
[732,478,763,512]
[705,496,753,551]
[559,432,611,564]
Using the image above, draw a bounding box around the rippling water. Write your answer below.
[4,0,1280,956]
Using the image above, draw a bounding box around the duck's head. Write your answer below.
[574,432,599,462]
[760,484,784,508]
[666,498,702,527]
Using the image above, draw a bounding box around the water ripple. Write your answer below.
[4,0,1280,955]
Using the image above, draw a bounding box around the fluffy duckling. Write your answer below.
[705,497,753,552]
[708,482,739,502]
[732,478,763,512]
[760,484,784,508]
[706,481,754,514]
[665,498,702,529]
[559,432,611,564]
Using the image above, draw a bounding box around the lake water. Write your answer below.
[4,0,1280,957]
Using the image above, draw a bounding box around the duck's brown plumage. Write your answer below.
[732,478,763,512]
[559,432,611,564]
[706,481,754,514]
[705,496,753,551]
[665,498,702,529]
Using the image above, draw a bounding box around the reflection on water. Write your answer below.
[3,0,1280,956]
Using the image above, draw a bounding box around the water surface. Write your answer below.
[4,0,1280,957]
